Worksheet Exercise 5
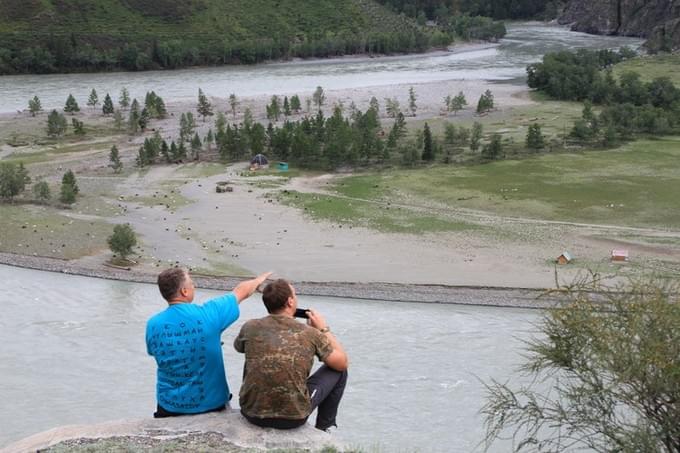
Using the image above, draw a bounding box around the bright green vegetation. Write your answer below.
[283,136,680,230]
[613,54,680,84]
[0,0,443,74]
[0,205,112,259]
[280,190,477,234]
[483,278,680,452]
[3,141,114,165]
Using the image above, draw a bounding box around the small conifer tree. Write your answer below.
[102,93,115,115]
[64,94,80,114]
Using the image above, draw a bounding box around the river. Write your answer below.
[0,23,643,113]
[0,264,540,452]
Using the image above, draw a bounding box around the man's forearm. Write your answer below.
[233,272,271,303]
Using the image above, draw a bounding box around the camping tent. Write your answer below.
[250,154,269,166]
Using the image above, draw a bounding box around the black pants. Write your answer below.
[243,365,348,431]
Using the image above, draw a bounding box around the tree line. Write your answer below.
[528,48,680,146]
[0,28,451,75]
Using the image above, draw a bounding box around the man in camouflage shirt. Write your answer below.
[234,279,349,430]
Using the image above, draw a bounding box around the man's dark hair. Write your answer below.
[157,268,187,301]
[262,279,292,313]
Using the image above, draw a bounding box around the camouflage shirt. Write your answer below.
[234,314,333,420]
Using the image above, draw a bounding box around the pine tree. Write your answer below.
[155,96,167,119]
[47,110,67,137]
[369,97,380,114]
[177,141,187,160]
[119,87,130,110]
[385,98,400,118]
[267,96,281,122]
[61,170,79,195]
[102,93,114,115]
[161,140,170,163]
[138,108,150,131]
[64,94,80,114]
[313,86,325,110]
[59,170,78,204]
[107,224,137,260]
[408,87,418,116]
[28,96,42,117]
[526,123,545,150]
[33,181,51,202]
[0,162,30,201]
[470,122,483,152]
[169,141,179,162]
[128,99,140,134]
[476,89,494,114]
[136,146,148,168]
[87,89,99,111]
[283,96,291,116]
[109,145,123,173]
[422,123,434,161]
[450,91,467,115]
[482,134,502,160]
[205,129,214,151]
[290,95,301,114]
[215,112,227,134]
[229,93,239,118]
[191,132,202,160]
[71,118,86,135]
[197,88,213,122]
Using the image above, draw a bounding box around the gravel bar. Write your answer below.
[0,252,565,309]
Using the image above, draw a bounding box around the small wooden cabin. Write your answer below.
[611,249,629,262]
[556,251,572,265]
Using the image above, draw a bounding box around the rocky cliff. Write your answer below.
[558,0,680,51]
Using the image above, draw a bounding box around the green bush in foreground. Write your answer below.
[482,275,680,452]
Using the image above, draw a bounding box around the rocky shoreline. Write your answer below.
[0,252,565,309]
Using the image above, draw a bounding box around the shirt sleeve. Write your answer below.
[203,292,240,331]
[145,321,155,356]
[233,323,248,353]
[312,329,334,362]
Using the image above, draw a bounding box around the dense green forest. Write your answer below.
[0,0,502,75]
[376,0,561,20]
[528,48,680,143]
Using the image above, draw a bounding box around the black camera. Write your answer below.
[294,308,310,319]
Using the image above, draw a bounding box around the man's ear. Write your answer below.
[286,296,295,308]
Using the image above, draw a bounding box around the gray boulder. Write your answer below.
[2,410,344,453]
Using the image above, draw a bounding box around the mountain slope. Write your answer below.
[0,0,443,74]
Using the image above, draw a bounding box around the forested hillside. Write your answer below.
[0,0,454,74]
[376,0,559,20]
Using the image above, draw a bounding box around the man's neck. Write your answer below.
[168,299,190,306]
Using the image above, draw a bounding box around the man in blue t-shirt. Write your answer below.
[146,268,271,417]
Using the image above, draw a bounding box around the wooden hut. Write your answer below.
[556,251,572,265]
[611,249,629,262]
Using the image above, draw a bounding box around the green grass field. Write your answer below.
[613,54,680,84]
[283,136,680,230]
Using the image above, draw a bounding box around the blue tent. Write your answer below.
[250,154,269,166]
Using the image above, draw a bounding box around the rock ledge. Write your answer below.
[2,410,343,453]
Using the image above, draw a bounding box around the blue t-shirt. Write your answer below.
[145,293,239,413]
